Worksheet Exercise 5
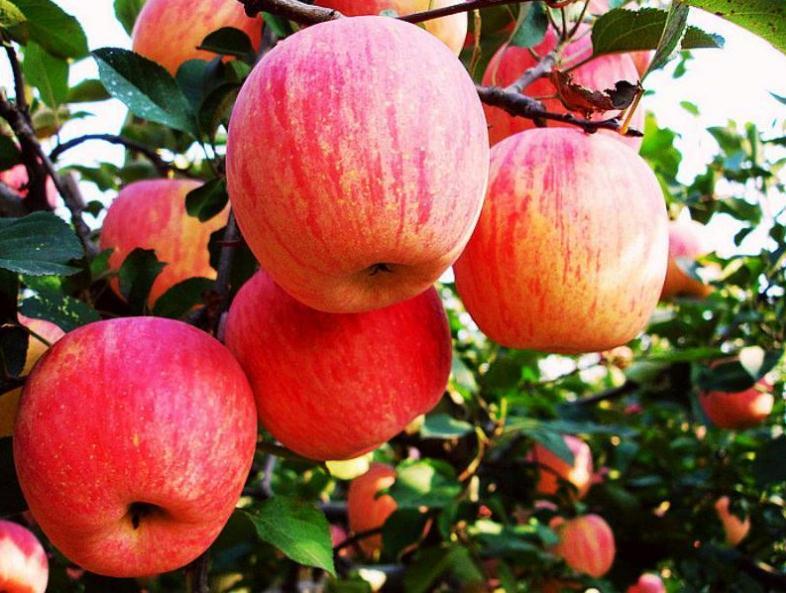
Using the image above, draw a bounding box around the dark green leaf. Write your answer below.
[114,0,145,36]
[23,41,68,108]
[771,92,786,106]
[185,179,228,222]
[421,413,473,439]
[647,2,690,76]
[0,437,26,516]
[152,277,215,319]
[10,0,88,59]
[0,0,25,28]
[754,436,786,487]
[388,459,461,509]
[199,83,240,139]
[118,248,165,311]
[684,0,786,54]
[0,325,27,377]
[198,27,255,59]
[0,212,83,276]
[0,135,21,170]
[695,352,781,392]
[176,59,211,111]
[262,12,292,38]
[20,290,100,332]
[510,2,548,48]
[0,269,18,323]
[244,496,335,575]
[66,79,110,103]
[404,545,483,593]
[381,508,429,561]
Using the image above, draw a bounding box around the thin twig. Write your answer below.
[186,552,210,593]
[50,134,178,177]
[505,51,557,94]
[333,527,383,555]
[400,0,536,24]
[571,381,639,406]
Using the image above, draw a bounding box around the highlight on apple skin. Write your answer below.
[528,435,594,499]
[454,128,669,353]
[100,179,228,307]
[226,15,489,313]
[715,496,751,547]
[627,573,666,593]
[699,378,774,430]
[131,0,263,75]
[224,270,452,461]
[0,519,48,593]
[550,514,616,578]
[661,219,715,300]
[347,463,397,557]
[13,317,258,577]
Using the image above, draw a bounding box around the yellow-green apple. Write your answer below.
[314,1,467,55]
[482,27,643,148]
[528,435,593,499]
[550,514,616,578]
[100,179,228,307]
[699,378,773,429]
[0,315,64,437]
[0,520,48,593]
[627,574,666,593]
[715,496,750,546]
[347,463,397,557]
[13,317,258,577]
[132,0,263,75]
[226,16,489,313]
[453,128,668,353]
[0,164,58,208]
[225,270,451,460]
[661,219,715,300]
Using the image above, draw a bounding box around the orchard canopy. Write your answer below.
[1,0,786,592]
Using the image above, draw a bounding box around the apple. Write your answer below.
[330,524,355,559]
[453,128,668,353]
[224,270,452,460]
[699,377,773,430]
[100,179,228,307]
[13,317,258,577]
[132,0,263,75]
[627,573,666,593]
[314,1,467,55]
[482,27,644,149]
[715,496,750,546]
[0,520,48,593]
[551,514,616,578]
[0,314,64,437]
[347,463,397,557]
[226,16,489,313]
[661,219,714,300]
[0,164,58,208]
[528,435,594,499]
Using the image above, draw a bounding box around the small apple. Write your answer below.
[661,219,715,300]
[0,164,58,208]
[347,463,397,557]
[551,514,616,578]
[627,573,666,593]
[14,317,258,577]
[699,378,774,430]
[0,519,48,593]
[528,435,594,499]
[714,496,750,546]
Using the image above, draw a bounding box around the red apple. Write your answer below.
[314,1,467,55]
[347,463,397,557]
[132,0,263,75]
[551,514,616,578]
[661,219,714,300]
[714,496,750,547]
[528,435,594,499]
[100,179,228,307]
[330,524,355,558]
[627,573,666,593]
[226,16,489,313]
[14,317,258,577]
[453,128,668,353]
[482,27,644,149]
[0,164,58,208]
[0,520,48,593]
[699,378,773,430]
[224,270,451,460]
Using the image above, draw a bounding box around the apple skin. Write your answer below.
[13,317,258,577]
[314,1,467,55]
[0,164,58,208]
[0,315,64,438]
[627,574,666,593]
[528,435,594,499]
[699,378,774,430]
[715,496,750,547]
[100,179,228,307]
[0,520,48,593]
[551,514,616,578]
[224,270,452,460]
[347,463,397,557]
[132,0,263,75]
[661,219,714,300]
[482,27,644,149]
[454,128,668,353]
[226,16,489,313]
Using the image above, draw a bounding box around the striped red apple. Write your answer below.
[529,435,594,499]
[551,514,616,578]
[661,219,715,300]
[347,463,398,557]
[627,573,666,593]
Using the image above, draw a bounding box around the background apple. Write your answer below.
[551,514,616,578]
[13,317,258,577]
[661,219,715,299]
[0,164,58,208]
[100,179,228,307]
[699,378,774,429]
[627,573,666,593]
[0,519,48,593]
[454,128,668,353]
[715,496,750,546]
[226,15,489,313]
[224,270,452,461]
[347,463,397,557]
[528,435,594,499]
[132,0,263,74]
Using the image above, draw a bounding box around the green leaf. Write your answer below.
[381,508,429,561]
[23,41,68,108]
[152,277,215,319]
[118,248,165,311]
[0,437,26,517]
[114,0,145,36]
[421,413,473,439]
[20,289,100,332]
[771,92,786,106]
[0,212,82,276]
[198,83,240,140]
[684,0,786,54]
[93,47,198,137]
[0,135,21,170]
[198,27,255,59]
[10,0,88,59]
[695,352,781,392]
[0,0,25,28]
[66,79,110,103]
[510,2,548,48]
[754,436,786,487]
[388,459,461,509]
[185,179,228,222]
[404,545,483,593]
[262,12,292,38]
[244,496,335,575]
[647,2,690,76]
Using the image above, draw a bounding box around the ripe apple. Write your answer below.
[661,219,714,300]
[13,317,258,577]
[226,16,489,313]
[132,0,263,75]
[314,1,467,55]
[715,496,750,546]
[550,514,616,578]
[0,520,48,593]
[330,524,355,558]
[0,164,58,208]
[100,179,228,307]
[627,573,666,593]
[453,128,668,353]
[699,377,774,430]
[528,435,594,499]
[482,27,644,148]
[347,463,397,557]
[224,270,452,460]
[0,315,64,437]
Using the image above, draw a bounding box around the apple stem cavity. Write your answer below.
[127,502,162,530]
[368,263,394,276]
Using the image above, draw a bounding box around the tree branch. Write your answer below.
[571,381,639,406]
[505,51,558,94]
[0,181,25,217]
[186,551,210,593]
[238,0,342,22]
[50,134,178,177]
[400,0,534,24]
